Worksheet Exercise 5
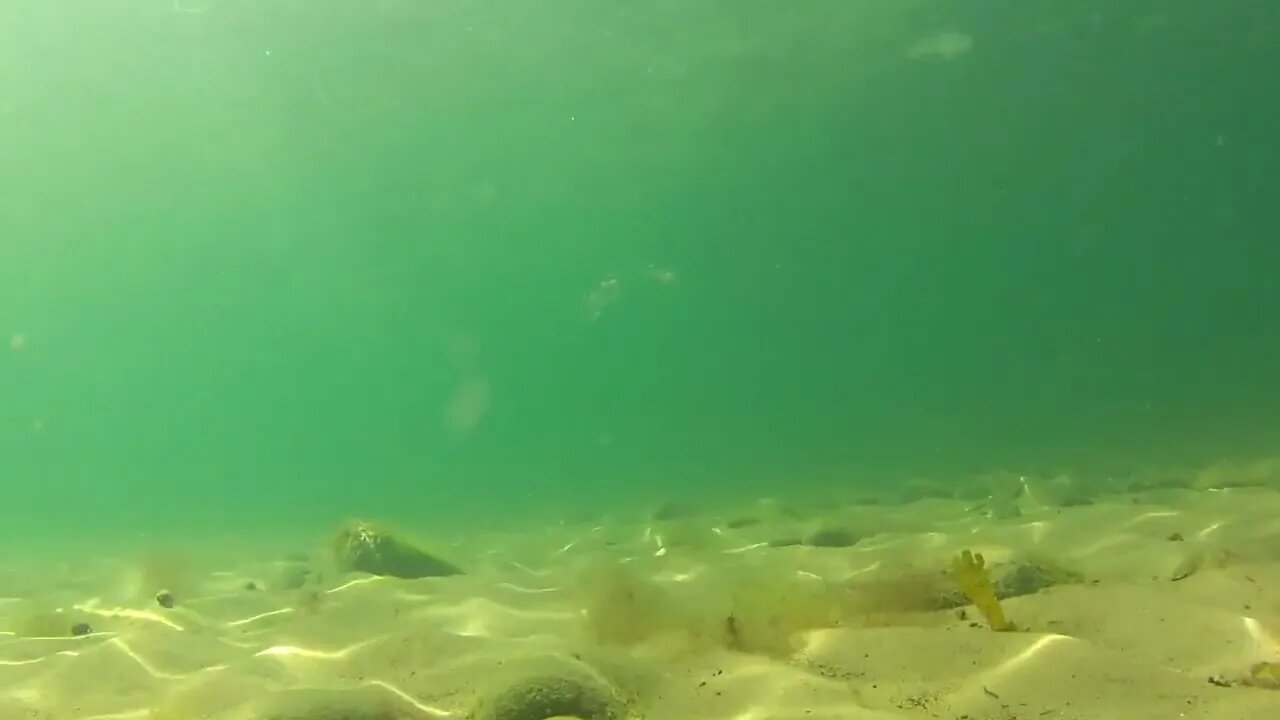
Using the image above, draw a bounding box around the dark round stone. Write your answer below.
[474,674,623,720]
[70,622,93,637]
[243,580,261,591]
[155,590,176,609]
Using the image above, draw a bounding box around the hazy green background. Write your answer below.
[2,1,1277,539]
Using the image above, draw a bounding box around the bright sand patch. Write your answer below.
[3,486,1280,719]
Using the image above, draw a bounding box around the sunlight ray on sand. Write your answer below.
[493,582,559,594]
[364,679,455,718]
[80,710,151,720]
[108,637,199,679]
[3,480,1280,719]
[327,576,386,593]
[724,541,771,553]
[951,634,1073,700]
[1242,616,1280,654]
[226,608,295,627]
[256,638,377,659]
[1196,520,1227,540]
[0,657,46,666]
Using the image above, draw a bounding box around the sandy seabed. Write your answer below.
[3,480,1280,720]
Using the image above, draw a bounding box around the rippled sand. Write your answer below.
[3,483,1280,719]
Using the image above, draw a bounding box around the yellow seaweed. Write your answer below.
[950,550,1016,632]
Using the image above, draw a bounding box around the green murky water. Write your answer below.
[2,1,1278,542]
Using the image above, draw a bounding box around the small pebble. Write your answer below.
[1167,532,1185,542]
[156,590,176,609]
[70,622,93,637]
[243,580,261,591]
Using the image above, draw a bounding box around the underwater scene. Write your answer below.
[3,0,1280,718]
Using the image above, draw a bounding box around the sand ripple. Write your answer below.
[4,488,1280,719]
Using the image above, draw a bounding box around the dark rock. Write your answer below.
[803,528,860,548]
[156,590,176,609]
[244,580,261,591]
[332,520,463,579]
[471,675,624,720]
[725,517,761,529]
[767,537,803,548]
[993,561,1083,599]
[70,622,93,637]
[1167,532,1185,542]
